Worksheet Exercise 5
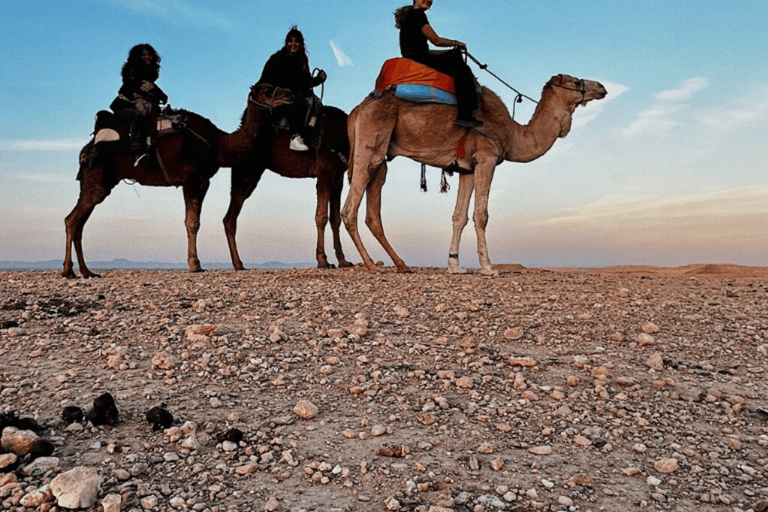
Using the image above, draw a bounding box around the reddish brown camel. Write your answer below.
[62,84,293,278]
[223,104,353,270]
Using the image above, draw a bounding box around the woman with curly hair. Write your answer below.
[258,26,327,151]
[395,0,482,127]
[110,44,168,166]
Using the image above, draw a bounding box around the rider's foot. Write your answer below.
[289,134,309,151]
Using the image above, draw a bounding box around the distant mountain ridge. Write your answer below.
[0,258,314,271]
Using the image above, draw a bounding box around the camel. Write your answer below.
[62,84,293,278]
[342,74,607,275]
[223,104,354,270]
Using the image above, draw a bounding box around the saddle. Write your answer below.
[92,107,185,144]
[375,58,457,106]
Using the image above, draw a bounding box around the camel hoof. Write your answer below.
[337,260,354,268]
[448,266,468,275]
[479,267,499,277]
[82,271,102,279]
[395,266,413,274]
[188,268,205,274]
[61,270,77,279]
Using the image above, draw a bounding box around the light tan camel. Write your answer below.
[62,84,292,278]
[342,74,607,275]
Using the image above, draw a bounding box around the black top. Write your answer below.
[110,66,167,114]
[258,48,324,97]
[399,8,429,58]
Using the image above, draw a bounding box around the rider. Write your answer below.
[257,26,327,151]
[110,44,168,166]
[395,0,482,128]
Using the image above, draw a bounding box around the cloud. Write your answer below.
[108,0,231,29]
[0,139,84,151]
[655,77,708,102]
[622,105,683,138]
[701,84,768,130]
[622,77,709,138]
[330,41,353,67]
[539,187,768,228]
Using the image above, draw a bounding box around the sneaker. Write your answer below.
[289,134,309,151]
[134,153,149,167]
[455,114,484,128]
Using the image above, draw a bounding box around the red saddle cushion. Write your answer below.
[375,58,456,95]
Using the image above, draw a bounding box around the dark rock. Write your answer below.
[217,428,244,443]
[86,392,119,426]
[62,406,84,424]
[146,405,174,431]
[27,439,55,461]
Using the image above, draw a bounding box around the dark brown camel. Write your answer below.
[62,84,293,278]
[223,104,353,270]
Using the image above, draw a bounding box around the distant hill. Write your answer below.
[0,259,315,271]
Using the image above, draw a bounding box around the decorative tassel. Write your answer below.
[420,164,427,192]
[440,169,450,193]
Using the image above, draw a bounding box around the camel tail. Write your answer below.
[346,105,359,184]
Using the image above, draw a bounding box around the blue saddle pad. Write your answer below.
[393,84,457,106]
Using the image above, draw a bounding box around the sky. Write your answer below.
[1,0,767,269]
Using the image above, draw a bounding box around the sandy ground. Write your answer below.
[1,263,767,512]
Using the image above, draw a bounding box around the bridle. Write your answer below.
[550,77,588,106]
[248,85,293,112]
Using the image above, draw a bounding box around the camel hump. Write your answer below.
[375,58,456,95]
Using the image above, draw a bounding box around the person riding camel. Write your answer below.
[110,44,168,166]
[395,0,482,128]
[257,26,327,151]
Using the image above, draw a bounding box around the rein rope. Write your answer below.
[464,50,538,120]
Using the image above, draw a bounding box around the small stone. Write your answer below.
[478,442,493,454]
[638,333,656,346]
[528,446,552,455]
[509,356,538,367]
[102,493,122,512]
[371,425,387,437]
[455,376,474,389]
[654,457,679,473]
[294,400,319,419]
[504,327,524,340]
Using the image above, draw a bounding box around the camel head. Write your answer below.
[249,83,294,109]
[547,74,607,108]
[541,75,607,138]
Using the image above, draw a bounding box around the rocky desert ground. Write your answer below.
[1,264,767,512]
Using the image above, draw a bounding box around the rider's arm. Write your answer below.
[421,24,466,49]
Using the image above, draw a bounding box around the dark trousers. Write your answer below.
[408,48,478,114]
[114,109,150,153]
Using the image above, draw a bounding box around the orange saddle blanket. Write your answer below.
[375,58,456,95]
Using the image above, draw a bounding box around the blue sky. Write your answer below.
[2,0,767,268]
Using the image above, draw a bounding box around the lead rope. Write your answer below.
[463,50,538,120]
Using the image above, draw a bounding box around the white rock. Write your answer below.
[51,466,102,509]
[102,493,122,512]
[1,426,39,456]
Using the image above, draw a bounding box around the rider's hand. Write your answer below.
[316,70,327,83]
[140,81,156,91]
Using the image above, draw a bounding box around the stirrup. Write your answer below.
[134,153,149,167]
[289,134,309,151]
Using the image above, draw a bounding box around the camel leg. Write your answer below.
[329,172,353,268]
[62,169,113,279]
[182,178,210,273]
[314,175,332,269]
[342,161,379,272]
[472,161,499,276]
[447,173,475,275]
[363,164,410,273]
[223,165,265,271]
